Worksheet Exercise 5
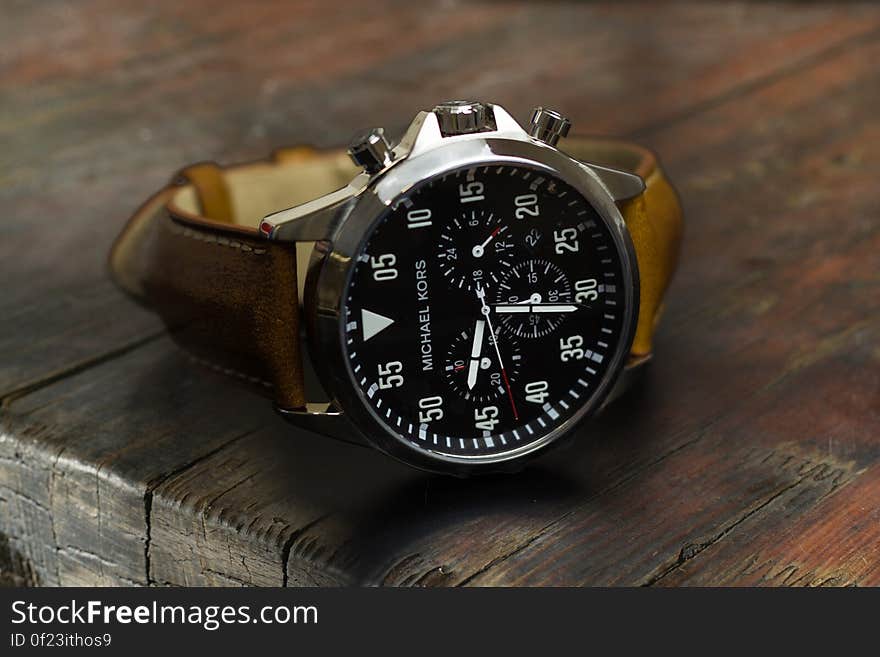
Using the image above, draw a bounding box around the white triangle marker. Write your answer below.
[361,309,395,341]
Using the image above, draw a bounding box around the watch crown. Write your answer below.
[347,127,394,174]
[529,107,571,147]
[433,100,493,136]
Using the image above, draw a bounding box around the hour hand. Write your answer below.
[467,319,486,390]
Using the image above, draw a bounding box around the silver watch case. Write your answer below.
[267,103,642,475]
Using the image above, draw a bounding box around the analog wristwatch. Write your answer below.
[110,101,682,475]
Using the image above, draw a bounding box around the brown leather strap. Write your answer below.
[109,148,358,409]
[109,139,681,409]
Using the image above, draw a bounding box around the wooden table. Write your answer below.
[2,1,878,587]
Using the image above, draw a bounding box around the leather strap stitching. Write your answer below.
[186,354,274,390]
[166,221,268,255]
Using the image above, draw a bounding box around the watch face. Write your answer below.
[342,163,632,462]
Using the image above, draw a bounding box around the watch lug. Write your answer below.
[489,103,530,138]
[276,403,368,447]
[580,161,646,202]
[259,173,370,242]
[394,110,444,159]
[601,354,651,409]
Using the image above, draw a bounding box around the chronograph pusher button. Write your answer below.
[347,127,395,174]
[528,107,572,147]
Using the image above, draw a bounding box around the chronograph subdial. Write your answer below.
[443,323,522,404]
[494,259,575,339]
[436,209,516,291]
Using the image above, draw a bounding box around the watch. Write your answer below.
[110,101,682,475]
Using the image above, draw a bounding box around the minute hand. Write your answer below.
[493,303,579,314]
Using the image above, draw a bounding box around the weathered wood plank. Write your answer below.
[658,421,880,585]
[147,427,390,587]
[0,281,162,400]
[0,341,279,585]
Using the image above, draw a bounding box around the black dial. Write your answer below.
[494,258,574,339]
[436,208,517,290]
[443,323,522,404]
[343,164,631,459]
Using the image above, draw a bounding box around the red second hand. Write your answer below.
[500,368,519,420]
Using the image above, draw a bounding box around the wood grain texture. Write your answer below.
[1,0,878,586]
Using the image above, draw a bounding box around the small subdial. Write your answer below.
[443,323,521,404]
[436,209,517,291]
[494,259,574,339]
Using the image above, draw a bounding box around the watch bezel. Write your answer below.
[307,136,640,475]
